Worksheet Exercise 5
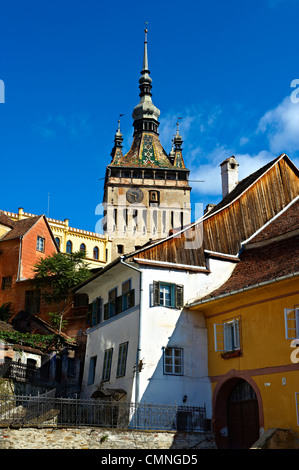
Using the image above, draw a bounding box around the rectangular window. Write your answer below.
[2,276,12,290]
[214,319,240,352]
[25,289,41,314]
[116,342,128,377]
[74,293,88,308]
[285,308,299,339]
[37,236,45,252]
[164,347,183,375]
[153,281,184,309]
[88,356,97,385]
[102,348,113,381]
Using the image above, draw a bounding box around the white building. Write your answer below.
[76,243,239,421]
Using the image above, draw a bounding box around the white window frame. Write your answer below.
[214,319,240,352]
[163,347,183,375]
[36,236,45,252]
[152,281,184,309]
[284,308,299,340]
[116,342,128,378]
[102,348,113,381]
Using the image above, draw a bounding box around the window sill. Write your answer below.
[221,350,241,359]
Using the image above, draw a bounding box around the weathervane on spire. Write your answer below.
[117,114,125,132]
[174,117,183,151]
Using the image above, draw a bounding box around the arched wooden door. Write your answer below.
[227,379,260,449]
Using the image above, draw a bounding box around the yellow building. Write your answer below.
[188,197,299,449]
[2,207,112,269]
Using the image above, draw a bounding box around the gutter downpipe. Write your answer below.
[17,236,23,281]
[120,257,142,406]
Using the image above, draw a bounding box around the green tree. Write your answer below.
[0,302,14,322]
[33,251,91,334]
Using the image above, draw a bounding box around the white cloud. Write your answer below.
[258,96,299,155]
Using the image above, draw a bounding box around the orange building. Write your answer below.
[188,197,299,448]
[0,213,58,317]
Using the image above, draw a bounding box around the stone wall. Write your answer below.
[0,426,216,450]
[251,428,299,449]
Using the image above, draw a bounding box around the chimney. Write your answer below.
[220,156,239,199]
[18,207,24,220]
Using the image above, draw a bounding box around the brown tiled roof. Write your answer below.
[248,198,299,243]
[0,211,15,229]
[0,215,42,241]
[205,236,299,300]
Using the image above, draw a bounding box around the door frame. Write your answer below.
[212,372,264,449]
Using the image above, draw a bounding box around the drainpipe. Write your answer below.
[17,236,23,281]
[120,257,142,404]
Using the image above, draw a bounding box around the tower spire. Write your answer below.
[110,114,124,163]
[132,25,160,134]
[142,25,149,72]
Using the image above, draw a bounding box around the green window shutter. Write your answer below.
[97,297,102,323]
[91,300,97,326]
[153,281,160,306]
[175,284,184,309]
[129,289,135,309]
[103,303,109,320]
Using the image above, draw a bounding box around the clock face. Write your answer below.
[126,188,144,204]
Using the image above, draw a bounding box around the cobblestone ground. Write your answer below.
[0,427,217,450]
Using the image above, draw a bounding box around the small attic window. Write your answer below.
[37,236,45,252]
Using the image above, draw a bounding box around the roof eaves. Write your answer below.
[72,257,121,292]
[186,271,299,309]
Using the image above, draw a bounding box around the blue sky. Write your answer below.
[1,0,299,232]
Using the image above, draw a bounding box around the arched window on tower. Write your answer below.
[93,246,99,260]
[149,190,159,205]
[80,243,86,255]
[55,237,61,249]
[66,240,72,254]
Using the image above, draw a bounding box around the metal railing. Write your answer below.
[0,393,209,432]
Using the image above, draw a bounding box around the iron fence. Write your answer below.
[0,392,209,432]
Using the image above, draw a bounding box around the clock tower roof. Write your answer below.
[109,27,188,171]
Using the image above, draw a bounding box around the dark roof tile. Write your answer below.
[0,215,42,241]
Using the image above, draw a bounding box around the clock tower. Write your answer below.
[102,29,191,260]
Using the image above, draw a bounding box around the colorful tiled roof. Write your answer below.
[111,132,174,169]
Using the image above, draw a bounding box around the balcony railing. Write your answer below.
[0,361,48,384]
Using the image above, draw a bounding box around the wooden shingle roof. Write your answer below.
[130,154,299,269]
